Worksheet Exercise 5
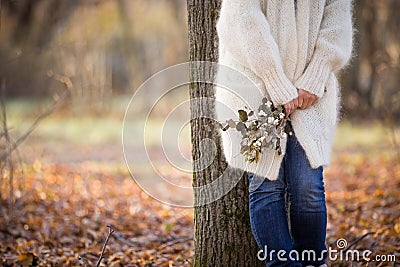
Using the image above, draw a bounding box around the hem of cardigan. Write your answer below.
[291,126,333,169]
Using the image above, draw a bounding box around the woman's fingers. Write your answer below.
[305,97,314,109]
[284,98,298,117]
[284,102,291,117]
[298,89,318,109]
[311,96,319,106]
[284,89,319,117]
[292,98,299,108]
[297,96,304,109]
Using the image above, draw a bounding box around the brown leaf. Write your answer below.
[17,252,38,266]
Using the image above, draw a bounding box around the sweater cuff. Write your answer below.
[294,57,332,98]
[262,68,298,105]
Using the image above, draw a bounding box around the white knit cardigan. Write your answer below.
[215,0,353,180]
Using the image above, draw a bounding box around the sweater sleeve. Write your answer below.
[294,0,353,97]
[216,0,298,105]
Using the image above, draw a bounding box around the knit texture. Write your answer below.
[215,0,353,180]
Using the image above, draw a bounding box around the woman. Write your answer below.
[215,0,353,266]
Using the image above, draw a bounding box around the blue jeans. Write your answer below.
[248,134,327,267]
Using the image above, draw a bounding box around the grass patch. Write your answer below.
[4,98,399,158]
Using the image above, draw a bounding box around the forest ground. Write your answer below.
[0,99,399,266]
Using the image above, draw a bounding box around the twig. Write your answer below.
[112,232,135,246]
[78,251,101,266]
[0,80,68,220]
[0,91,69,162]
[96,225,115,267]
[157,236,193,252]
[0,80,14,218]
[343,232,375,252]
[11,135,24,191]
[0,127,14,138]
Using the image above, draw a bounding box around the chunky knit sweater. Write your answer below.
[215,0,353,180]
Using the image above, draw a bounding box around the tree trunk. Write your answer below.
[187,1,263,266]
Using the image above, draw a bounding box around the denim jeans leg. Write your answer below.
[248,170,301,267]
[285,136,327,266]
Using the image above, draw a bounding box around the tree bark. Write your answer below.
[187,1,263,266]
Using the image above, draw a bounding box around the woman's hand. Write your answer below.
[297,89,318,109]
[284,88,319,117]
[284,98,298,117]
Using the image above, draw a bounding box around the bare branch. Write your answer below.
[0,90,70,162]
[0,80,14,217]
[0,81,9,150]
[343,231,375,252]
[96,225,115,267]
[157,236,193,252]
[112,232,135,247]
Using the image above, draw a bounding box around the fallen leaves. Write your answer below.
[0,163,194,266]
[325,152,400,266]
[0,150,399,266]
[17,252,38,267]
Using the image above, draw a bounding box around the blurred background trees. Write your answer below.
[0,0,399,118]
[342,0,400,119]
[0,0,188,110]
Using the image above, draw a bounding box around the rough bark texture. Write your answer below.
[187,1,263,266]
